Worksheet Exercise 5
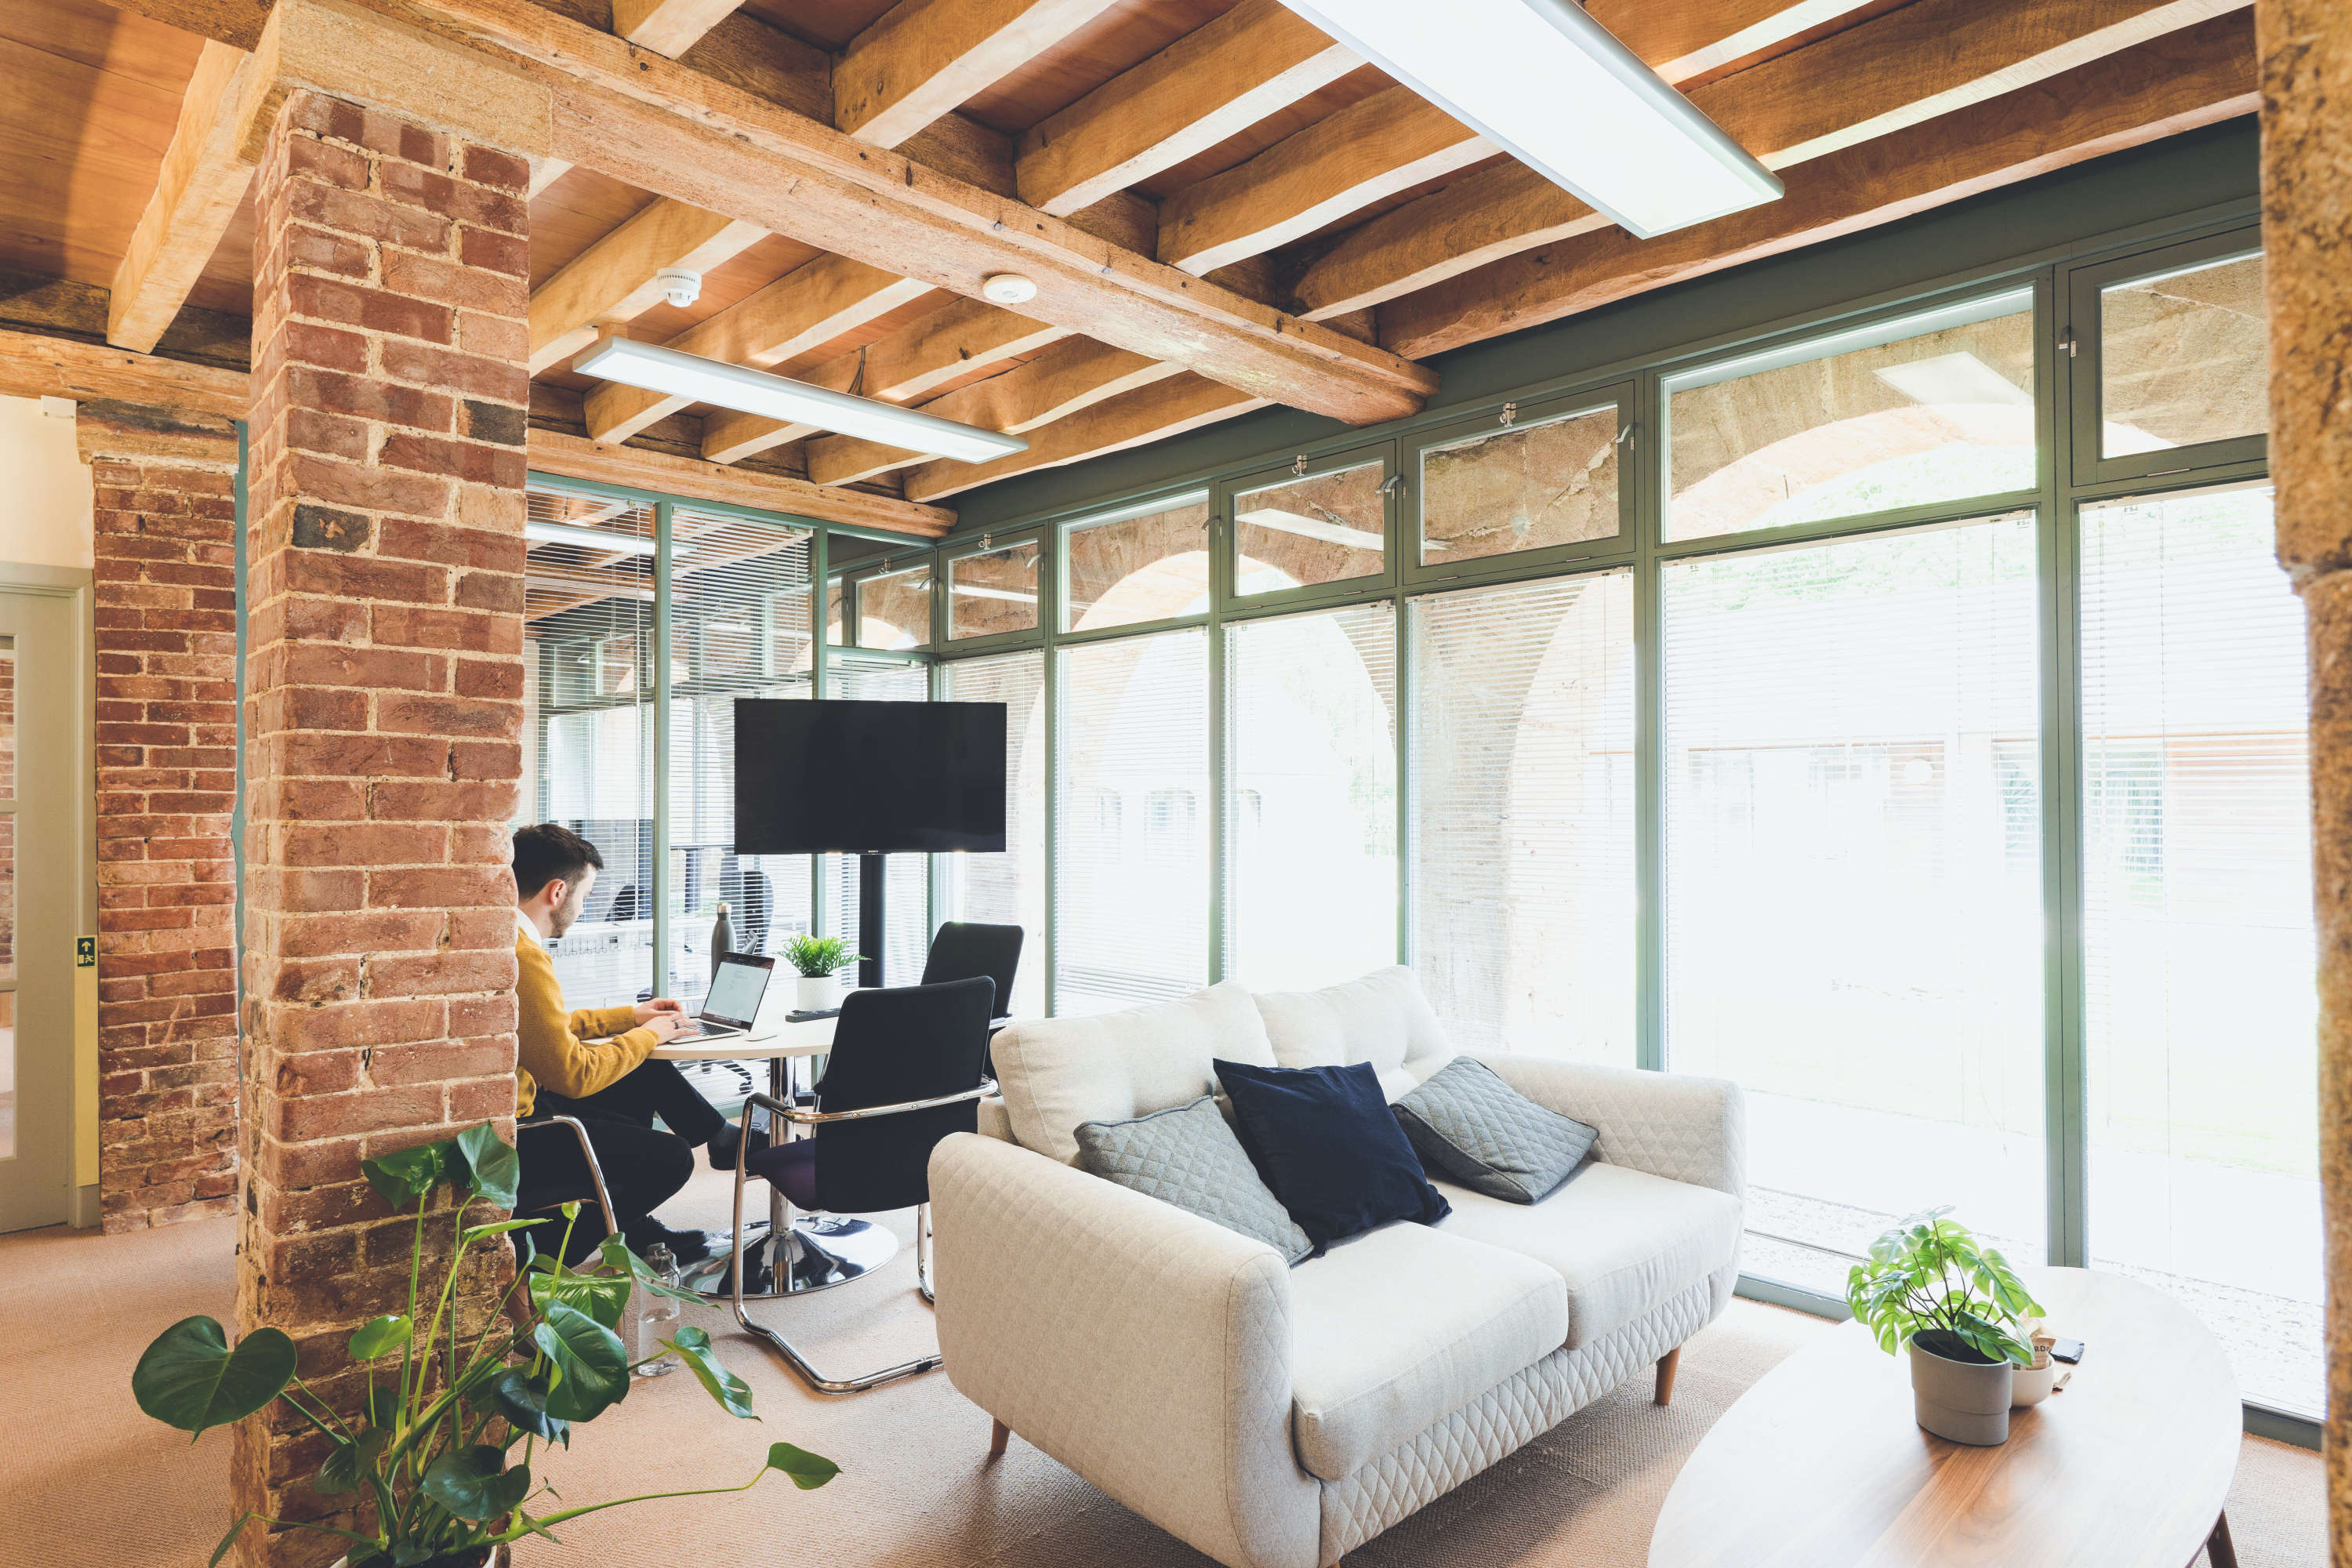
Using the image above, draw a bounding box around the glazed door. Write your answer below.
[0,588,78,1232]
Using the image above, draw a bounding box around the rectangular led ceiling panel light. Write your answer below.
[573,337,1030,464]
[1276,0,1782,239]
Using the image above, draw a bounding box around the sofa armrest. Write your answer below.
[928,1133,1322,1568]
[1465,1054,1746,1202]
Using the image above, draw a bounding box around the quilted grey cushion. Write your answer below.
[1074,1095,1313,1264]
[1393,1057,1596,1203]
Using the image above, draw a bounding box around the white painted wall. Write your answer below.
[0,394,94,571]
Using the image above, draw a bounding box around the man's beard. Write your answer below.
[550,886,588,937]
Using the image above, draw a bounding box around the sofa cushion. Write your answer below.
[1287,1222,1566,1482]
[1215,1058,1450,1250]
[989,982,1276,1165]
[1253,965,1454,1102]
[1435,1160,1742,1349]
[1394,1057,1598,1203]
[1074,1095,1314,1264]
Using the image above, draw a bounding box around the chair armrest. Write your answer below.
[750,1078,998,1125]
[1465,1053,1747,1202]
[927,1133,1321,1568]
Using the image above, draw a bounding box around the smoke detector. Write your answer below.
[656,267,704,309]
[980,272,1038,305]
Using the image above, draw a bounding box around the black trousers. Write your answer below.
[516,1058,722,1261]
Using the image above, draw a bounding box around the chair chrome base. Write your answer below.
[678,1215,899,1301]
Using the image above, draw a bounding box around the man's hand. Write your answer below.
[641,1011,692,1043]
[633,998,686,1028]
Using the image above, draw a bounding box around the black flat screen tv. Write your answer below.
[734,699,1007,855]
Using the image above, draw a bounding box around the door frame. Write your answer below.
[0,564,96,1229]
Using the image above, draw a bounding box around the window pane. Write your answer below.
[1410,572,1635,1063]
[938,651,1047,1018]
[0,633,11,1156]
[1232,461,1385,593]
[526,492,659,1011]
[1664,517,2044,1294]
[666,511,815,1011]
[1057,629,1209,1014]
[2080,486,2318,1416]
[858,564,930,648]
[1420,404,1619,564]
[1668,296,2036,540]
[2100,251,2267,459]
[947,539,1040,641]
[1065,495,1211,632]
[1226,605,1396,990]
[823,656,932,989]
[826,576,844,645]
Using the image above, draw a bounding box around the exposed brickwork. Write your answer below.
[89,454,241,1231]
[234,89,528,1566]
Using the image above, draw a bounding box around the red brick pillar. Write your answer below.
[234,88,530,1565]
[88,438,241,1231]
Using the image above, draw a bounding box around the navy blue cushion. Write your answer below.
[1212,1058,1450,1252]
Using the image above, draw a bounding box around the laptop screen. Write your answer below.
[701,954,774,1029]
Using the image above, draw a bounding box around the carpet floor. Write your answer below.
[5,1166,2326,1566]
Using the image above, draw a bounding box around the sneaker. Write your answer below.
[705,1122,746,1171]
[623,1218,714,1265]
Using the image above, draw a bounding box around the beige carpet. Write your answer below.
[6,1167,2326,1566]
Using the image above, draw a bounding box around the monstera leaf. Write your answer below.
[533,1302,630,1422]
[132,1317,297,1436]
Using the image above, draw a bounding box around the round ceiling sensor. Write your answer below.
[980,272,1038,305]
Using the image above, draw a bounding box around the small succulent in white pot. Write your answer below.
[1847,1207,2045,1446]
[782,934,863,1011]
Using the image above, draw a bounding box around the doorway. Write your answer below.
[0,586,82,1232]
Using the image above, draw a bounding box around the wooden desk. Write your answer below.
[1647,1268,2242,1568]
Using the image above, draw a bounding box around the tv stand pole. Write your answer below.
[857,851,887,989]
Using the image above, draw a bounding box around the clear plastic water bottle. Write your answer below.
[634,1243,681,1377]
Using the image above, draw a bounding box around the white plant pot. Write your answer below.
[795,974,840,1011]
[2010,1356,2057,1407]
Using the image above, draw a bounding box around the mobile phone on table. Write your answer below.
[2049,1338,2084,1364]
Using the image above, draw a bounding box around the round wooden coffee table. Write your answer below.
[1648,1267,2242,1568]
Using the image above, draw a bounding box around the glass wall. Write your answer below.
[1409,572,1635,1061]
[937,651,1047,1016]
[1663,517,2045,1290]
[2078,485,2316,1412]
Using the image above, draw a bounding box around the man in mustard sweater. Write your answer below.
[512,822,740,1264]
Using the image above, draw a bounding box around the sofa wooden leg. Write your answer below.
[1654,1346,1681,1406]
[989,1418,1011,1459]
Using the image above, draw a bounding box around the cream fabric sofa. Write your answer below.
[928,967,1745,1568]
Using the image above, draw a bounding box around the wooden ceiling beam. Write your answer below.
[583,253,931,445]
[695,294,1068,467]
[902,372,1263,503]
[107,39,265,354]
[834,0,1123,148]
[0,326,247,418]
[808,336,1177,485]
[373,0,1433,425]
[1377,11,2259,361]
[528,198,768,374]
[612,0,746,58]
[1294,0,2252,319]
[1016,0,1357,217]
[528,429,954,535]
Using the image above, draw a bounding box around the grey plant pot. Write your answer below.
[1906,1334,2015,1445]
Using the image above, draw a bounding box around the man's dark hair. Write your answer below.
[513,822,604,902]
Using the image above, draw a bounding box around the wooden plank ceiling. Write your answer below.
[0,0,2259,559]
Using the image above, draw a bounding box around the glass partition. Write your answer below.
[938,650,1047,1017]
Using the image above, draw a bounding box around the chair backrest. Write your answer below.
[814,975,996,1213]
[920,921,1023,1019]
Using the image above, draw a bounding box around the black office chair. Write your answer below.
[731,975,996,1393]
[921,921,1024,1028]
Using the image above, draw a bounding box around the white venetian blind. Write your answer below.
[1055,627,1210,1014]
[1408,570,1635,1062]
[938,649,1047,1017]
[2078,485,2320,1416]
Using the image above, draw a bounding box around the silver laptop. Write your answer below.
[677,953,775,1044]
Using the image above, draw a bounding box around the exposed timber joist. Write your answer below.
[583,252,932,445]
[528,429,955,535]
[1377,11,2260,359]
[612,0,746,57]
[107,39,264,353]
[903,372,1264,502]
[528,199,768,373]
[1015,0,1359,217]
[0,327,248,417]
[835,0,1123,148]
[1293,0,2253,318]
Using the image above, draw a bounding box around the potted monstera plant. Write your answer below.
[1846,1207,2045,1446]
[130,1122,837,1566]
